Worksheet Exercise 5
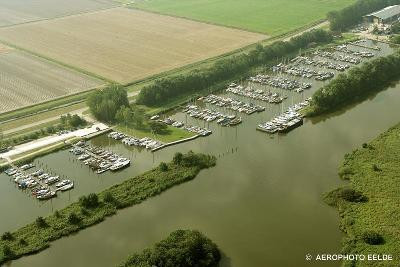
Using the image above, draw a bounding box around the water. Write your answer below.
[1,41,399,267]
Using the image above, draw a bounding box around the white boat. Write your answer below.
[58,182,74,192]
[37,191,56,200]
[110,159,131,171]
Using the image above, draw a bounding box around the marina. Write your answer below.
[4,163,74,201]
[183,105,242,126]
[70,141,131,174]
[226,83,287,103]
[200,94,265,114]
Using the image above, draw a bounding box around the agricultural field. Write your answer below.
[132,0,356,35]
[0,7,266,84]
[0,51,103,113]
[0,0,116,27]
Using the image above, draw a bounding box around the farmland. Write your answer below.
[0,51,103,113]
[132,0,356,35]
[0,7,266,84]
[0,0,115,27]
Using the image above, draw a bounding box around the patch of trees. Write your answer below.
[119,230,221,267]
[308,51,400,116]
[173,151,217,169]
[324,187,368,207]
[136,30,333,106]
[60,114,86,128]
[328,0,400,32]
[361,230,384,245]
[87,84,129,122]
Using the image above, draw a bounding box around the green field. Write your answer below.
[325,124,400,266]
[132,0,355,35]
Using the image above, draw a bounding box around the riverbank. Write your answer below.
[0,152,216,265]
[305,49,400,117]
[324,123,400,266]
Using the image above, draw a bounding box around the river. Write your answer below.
[1,40,399,267]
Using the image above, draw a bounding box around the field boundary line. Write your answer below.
[0,6,120,29]
[0,39,115,84]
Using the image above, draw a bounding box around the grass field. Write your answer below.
[132,0,355,35]
[0,7,266,84]
[325,124,400,266]
[0,50,103,113]
[115,124,196,143]
[0,0,115,27]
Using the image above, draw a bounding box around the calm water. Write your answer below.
[1,41,399,267]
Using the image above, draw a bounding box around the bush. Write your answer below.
[79,193,99,209]
[18,238,27,246]
[103,192,116,204]
[2,245,14,259]
[1,232,13,241]
[68,212,81,225]
[372,164,382,172]
[54,210,61,218]
[173,152,183,165]
[159,162,168,172]
[35,216,47,228]
[362,231,384,245]
[325,187,367,206]
[80,208,89,216]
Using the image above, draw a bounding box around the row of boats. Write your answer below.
[227,83,287,103]
[335,44,375,57]
[108,132,164,150]
[249,74,312,90]
[272,63,335,81]
[200,94,265,114]
[4,165,73,200]
[183,105,242,126]
[313,50,361,65]
[292,56,350,72]
[70,143,130,174]
[257,98,312,134]
[151,115,212,136]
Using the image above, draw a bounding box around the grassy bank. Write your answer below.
[324,124,400,266]
[119,229,221,267]
[305,50,400,117]
[0,152,216,264]
[115,125,195,144]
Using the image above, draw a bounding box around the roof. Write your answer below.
[365,5,400,20]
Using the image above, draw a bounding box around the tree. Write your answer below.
[87,84,129,122]
[362,231,384,245]
[149,121,168,135]
[173,152,183,165]
[1,232,13,241]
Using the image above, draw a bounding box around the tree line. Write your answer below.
[328,0,400,32]
[307,51,400,116]
[136,29,333,107]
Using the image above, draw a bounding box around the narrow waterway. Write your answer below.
[1,41,399,267]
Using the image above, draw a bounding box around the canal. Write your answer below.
[1,40,399,267]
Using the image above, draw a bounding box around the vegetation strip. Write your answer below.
[137,29,333,107]
[324,123,400,266]
[0,152,216,264]
[305,50,400,116]
[119,229,221,267]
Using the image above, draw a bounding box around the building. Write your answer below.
[363,5,400,25]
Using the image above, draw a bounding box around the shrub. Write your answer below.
[1,232,13,241]
[2,245,14,259]
[19,238,27,246]
[159,162,168,172]
[372,164,382,172]
[362,231,384,245]
[103,192,115,204]
[79,193,99,209]
[68,212,81,225]
[173,152,183,165]
[325,187,367,206]
[80,208,89,216]
[35,216,47,228]
[54,210,61,218]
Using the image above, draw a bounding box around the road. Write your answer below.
[3,91,140,135]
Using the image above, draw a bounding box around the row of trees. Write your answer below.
[309,51,400,116]
[328,0,400,32]
[120,230,221,267]
[136,29,333,106]
[87,84,129,123]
